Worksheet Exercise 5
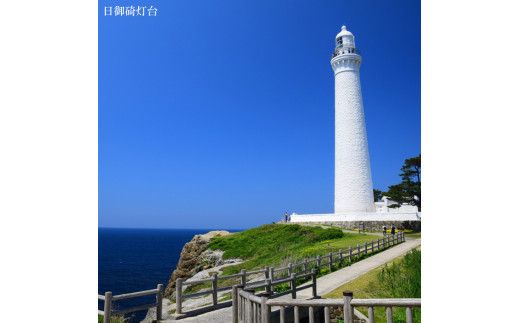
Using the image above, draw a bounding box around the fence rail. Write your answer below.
[175,232,405,315]
[233,287,420,323]
[97,284,163,323]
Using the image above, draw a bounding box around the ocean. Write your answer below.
[98,228,216,322]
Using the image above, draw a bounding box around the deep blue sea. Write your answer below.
[98,228,216,322]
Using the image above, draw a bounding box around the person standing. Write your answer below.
[383,225,387,236]
[391,224,396,236]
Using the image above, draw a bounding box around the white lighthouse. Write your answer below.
[331,26,375,213]
[288,26,420,225]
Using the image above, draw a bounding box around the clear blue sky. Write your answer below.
[99,0,420,229]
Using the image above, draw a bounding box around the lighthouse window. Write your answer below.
[337,38,343,45]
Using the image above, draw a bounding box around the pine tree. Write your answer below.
[385,155,421,211]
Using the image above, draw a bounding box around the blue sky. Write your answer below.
[99,0,420,229]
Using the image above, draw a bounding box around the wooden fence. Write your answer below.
[175,232,405,315]
[98,284,163,323]
[233,287,421,323]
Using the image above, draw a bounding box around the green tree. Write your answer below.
[373,189,383,202]
[385,155,421,211]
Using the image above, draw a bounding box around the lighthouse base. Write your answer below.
[288,212,421,232]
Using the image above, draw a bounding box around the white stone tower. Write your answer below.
[331,26,375,213]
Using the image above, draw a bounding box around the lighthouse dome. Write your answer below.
[336,25,353,39]
[335,25,355,49]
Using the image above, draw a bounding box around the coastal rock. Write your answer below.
[164,230,232,297]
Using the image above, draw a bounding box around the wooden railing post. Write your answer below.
[348,246,352,262]
[290,273,297,299]
[261,296,269,323]
[386,306,393,323]
[240,285,247,321]
[211,273,218,306]
[266,278,272,296]
[371,240,374,253]
[364,242,368,255]
[264,267,270,293]
[311,268,317,298]
[240,269,247,286]
[406,307,413,323]
[328,252,333,271]
[294,305,300,323]
[309,306,315,323]
[156,284,163,321]
[175,278,183,314]
[247,298,254,322]
[232,285,242,323]
[269,267,275,280]
[103,291,112,323]
[343,291,353,323]
[324,306,330,323]
[339,249,343,264]
[288,263,293,276]
[377,239,380,251]
[368,307,375,323]
[316,255,321,269]
[303,260,308,273]
[357,244,360,258]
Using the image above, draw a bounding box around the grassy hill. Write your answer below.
[208,223,378,275]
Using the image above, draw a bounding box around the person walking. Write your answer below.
[391,224,396,236]
[383,225,387,236]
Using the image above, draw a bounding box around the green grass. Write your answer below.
[208,224,378,275]
[178,224,386,299]
[404,231,421,239]
[221,293,232,301]
[325,249,421,323]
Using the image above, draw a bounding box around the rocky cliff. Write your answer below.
[164,230,233,298]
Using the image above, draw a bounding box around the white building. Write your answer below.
[289,26,420,224]
[375,196,419,213]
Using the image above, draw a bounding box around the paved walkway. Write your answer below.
[298,237,420,298]
[160,237,421,322]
